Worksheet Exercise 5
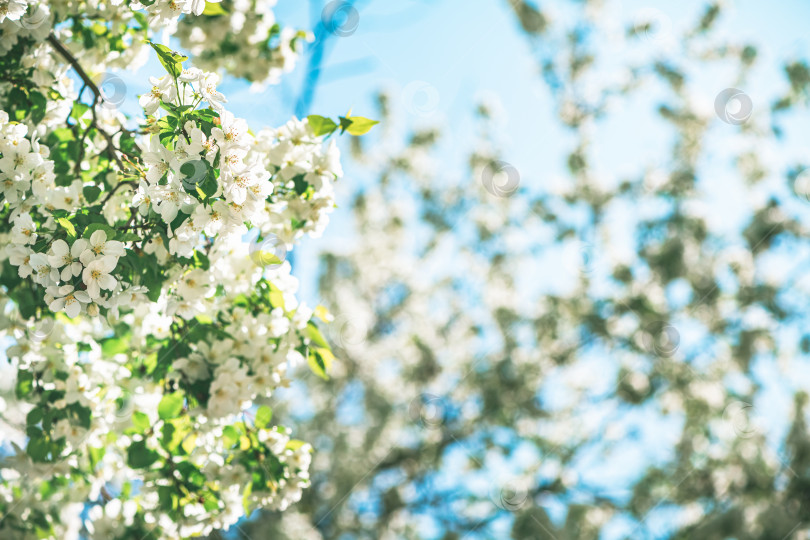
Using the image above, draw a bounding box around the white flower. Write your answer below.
[53,419,87,448]
[29,253,53,285]
[7,244,33,277]
[48,285,91,318]
[212,111,248,150]
[152,183,186,224]
[11,213,36,244]
[139,75,177,115]
[279,117,316,145]
[0,138,38,203]
[0,0,27,23]
[199,72,227,112]
[132,180,153,216]
[48,239,87,281]
[82,256,118,299]
[173,352,210,381]
[143,138,174,184]
[143,234,170,264]
[268,307,290,337]
[190,0,220,16]
[178,67,203,83]
[180,122,206,155]
[48,180,83,212]
[223,168,255,204]
[176,268,210,300]
[84,230,125,259]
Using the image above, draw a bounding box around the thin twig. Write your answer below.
[46,33,128,171]
[100,180,137,206]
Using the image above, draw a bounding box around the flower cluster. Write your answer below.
[0,0,51,54]
[0,0,305,130]
[0,307,315,539]
[176,0,309,86]
[2,115,128,316]
[0,3,375,537]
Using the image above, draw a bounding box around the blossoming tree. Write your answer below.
[0,1,374,538]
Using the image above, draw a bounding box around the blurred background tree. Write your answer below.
[212,0,810,538]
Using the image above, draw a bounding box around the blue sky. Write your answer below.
[235,0,810,305]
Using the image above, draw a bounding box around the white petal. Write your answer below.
[71,239,88,257]
[99,274,117,291]
[90,229,106,246]
[86,281,100,299]
[65,300,81,318]
[51,239,68,256]
[100,255,118,272]
[79,250,95,265]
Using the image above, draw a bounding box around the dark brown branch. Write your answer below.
[100,180,137,206]
[46,33,128,171]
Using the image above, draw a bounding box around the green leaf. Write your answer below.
[68,402,92,429]
[202,1,227,15]
[307,115,339,137]
[201,491,219,511]
[286,439,309,451]
[198,175,218,199]
[26,428,50,462]
[304,321,330,349]
[158,485,179,512]
[83,186,101,203]
[342,116,379,136]
[146,41,187,78]
[161,423,178,452]
[117,232,141,242]
[132,11,148,29]
[70,102,90,127]
[162,416,191,453]
[222,425,239,448]
[192,250,210,271]
[15,370,34,399]
[26,407,43,426]
[30,92,47,125]
[242,482,253,517]
[127,440,159,468]
[338,115,353,134]
[255,405,272,428]
[307,347,334,380]
[158,392,184,420]
[101,336,129,356]
[88,446,106,468]
[268,289,285,309]
[132,411,151,432]
[56,218,76,239]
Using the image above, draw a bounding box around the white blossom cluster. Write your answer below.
[0,306,315,539]
[176,0,308,86]
[0,0,303,89]
[168,260,317,418]
[0,0,52,54]
[255,118,343,244]
[0,115,124,318]
[0,84,334,540]
[0,1,354,537]
[2,61,343,321]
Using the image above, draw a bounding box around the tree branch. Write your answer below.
[46,33,128,171]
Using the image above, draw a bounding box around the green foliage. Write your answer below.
[307,114,379,137]
[147,40,188,78]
